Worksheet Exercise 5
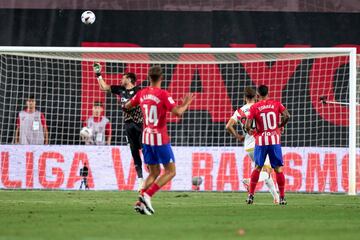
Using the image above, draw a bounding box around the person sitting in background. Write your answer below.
[15,96,49,145]
[82,101,112,145]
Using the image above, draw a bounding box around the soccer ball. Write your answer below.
[192,176,203,187]
[80,127,93,139]
[81,11,96,25]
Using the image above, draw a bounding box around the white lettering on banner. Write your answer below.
[0,145,359,193]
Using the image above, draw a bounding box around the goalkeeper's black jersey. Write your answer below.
[110,85,143,124]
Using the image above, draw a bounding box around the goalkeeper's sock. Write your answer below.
[145,183,160,197]
[265,177,279,202]
[249,169,261,195]
[275,172,285,198]
[258,171,269,182]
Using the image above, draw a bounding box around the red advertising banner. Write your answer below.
[1,145,359,193]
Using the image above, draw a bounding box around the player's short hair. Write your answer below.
[257,85,269,97]
[148,65,163,82]
[125,72,137,84]
[93,101,103,107]
[27,95,35,100]
[244,87,256,99]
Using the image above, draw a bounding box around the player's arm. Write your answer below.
[171,93,194,117]
[15,127,19,144]
[105,122,112,145]
[279,109,290,128]
[41,113,49,144]
[226,118,245,142]
[15,115,20,144]
[245,107,255,134]
[244,118,254,134]
[93,63,111,92]
[43,127,49,145]
[125,90,141,110]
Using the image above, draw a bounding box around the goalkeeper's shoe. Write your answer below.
[139,193,155,214]
[246,194,254,204]
[242,178,250,192]
[279,197,287,205]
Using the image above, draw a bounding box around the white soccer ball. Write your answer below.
[192,176,203,186]
[81,11,96,25]
[80,127,93,139]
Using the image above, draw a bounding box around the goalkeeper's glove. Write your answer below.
[93,63,102,78]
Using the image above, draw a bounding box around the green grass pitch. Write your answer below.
[0,190,359,240]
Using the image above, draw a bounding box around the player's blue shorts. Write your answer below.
[254,144,283,168]
[142,144,175,165]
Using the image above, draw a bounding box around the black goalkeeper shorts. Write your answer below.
[124,121,143,150]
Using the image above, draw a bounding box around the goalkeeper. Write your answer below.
[94,63,144,191]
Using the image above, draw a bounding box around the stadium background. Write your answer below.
[0,0,359,146]
[0,0,359,192]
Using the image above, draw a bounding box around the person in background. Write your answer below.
[15,96,49,145]
[83,101,112,145]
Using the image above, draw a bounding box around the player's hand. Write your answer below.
[182,93,195,105]
[236,134,245,142]
[248,129,254,135]
[280,127,285,134]
[93,63,102,75]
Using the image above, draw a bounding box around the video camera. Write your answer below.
[79,164,89,190]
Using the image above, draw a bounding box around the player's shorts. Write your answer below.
[254,144,283,169]
[142,143,175,165]
[247,149,271,167]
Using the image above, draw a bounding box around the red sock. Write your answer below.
[145,183,160,197]
[276,172,285,198]
[249,169,261,195]
[140,189,146,195]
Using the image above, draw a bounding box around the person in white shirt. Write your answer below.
[83,101,112,145]
[15,96,49,145]
[226,87,279,204]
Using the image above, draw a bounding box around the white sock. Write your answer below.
[265,177,279,202]
[258,171,269,182]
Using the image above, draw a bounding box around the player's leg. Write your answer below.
[141,144,160,192]
[247,145,267,204]
[136,144,160,215]
[144,144,175,195]
[262,164,279,204]
[268,144,286,205]
[125,123,144,190]
[141,144,176,213]
[242,150,268,190]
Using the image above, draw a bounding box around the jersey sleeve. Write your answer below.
[130,90,141,107]
[110,85,125,95]
[40,113,47,129]
[105,121,112,137]
[16,114,20,128]
[231,110,240,122]
[247,105,256,120]
[163,91,176,111]
[278,102,286,113]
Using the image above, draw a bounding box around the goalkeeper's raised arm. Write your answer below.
[93,63,111,91]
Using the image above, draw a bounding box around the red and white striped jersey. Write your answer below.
[231,103,255,151]
[130,87,176,146]
[247,99,286,146]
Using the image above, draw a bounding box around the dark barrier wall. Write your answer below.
[0,10,359,47]
[0,10,359,146]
